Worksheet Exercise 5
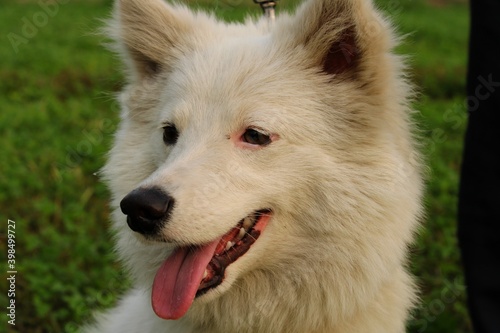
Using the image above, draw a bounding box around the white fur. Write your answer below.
[82,0,423,331]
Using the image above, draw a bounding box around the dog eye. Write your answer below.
[242,128,271,146]
[162,124,179,145]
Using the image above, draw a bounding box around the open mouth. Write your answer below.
[197,209,271,295]
[151,209,272,320]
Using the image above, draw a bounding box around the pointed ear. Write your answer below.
[106,0,195,80]
[275,0,392,78]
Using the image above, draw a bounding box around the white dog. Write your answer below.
[83,0,423,331]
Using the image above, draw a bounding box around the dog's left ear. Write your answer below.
[106,0,197,81]
[275,0,393,80]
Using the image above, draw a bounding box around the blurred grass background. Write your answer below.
[0,0,470,332]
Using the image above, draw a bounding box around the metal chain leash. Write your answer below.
[253,0,279,22]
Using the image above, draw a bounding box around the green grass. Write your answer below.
[0,0,471,332]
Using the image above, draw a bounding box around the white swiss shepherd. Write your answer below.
[83,0,423,331]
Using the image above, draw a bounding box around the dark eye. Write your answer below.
[162,124,179,145]
[242,128,271,146]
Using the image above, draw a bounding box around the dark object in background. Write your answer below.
[458,0,500,331]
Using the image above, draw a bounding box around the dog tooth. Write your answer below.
[243,216,253,230]
[225,241,234,251]
[203,269,208,280]
[238,227,246,240]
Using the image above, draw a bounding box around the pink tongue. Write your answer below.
[152,239,219,320]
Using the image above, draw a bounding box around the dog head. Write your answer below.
[103,0,422,329]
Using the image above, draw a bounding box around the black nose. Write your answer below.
[120,187,174,235]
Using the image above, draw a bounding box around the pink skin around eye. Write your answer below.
[230,129,279,150]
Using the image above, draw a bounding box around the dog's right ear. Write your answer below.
[274,0,394,88]
[106,0,195,81]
